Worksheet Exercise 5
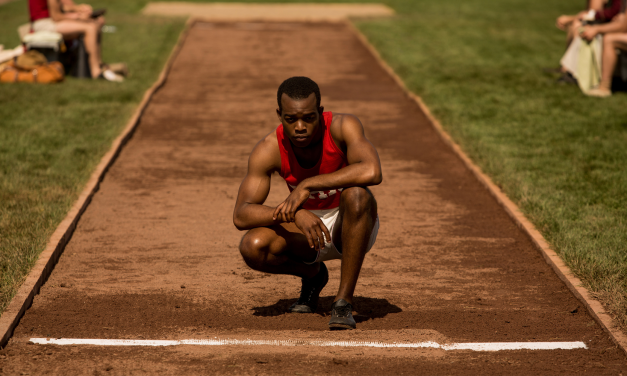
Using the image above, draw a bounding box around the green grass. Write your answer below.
[0,0,185,314]
[1,0,626,338]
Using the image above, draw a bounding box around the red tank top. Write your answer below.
[29,0,50,22]
[277,112,348,211]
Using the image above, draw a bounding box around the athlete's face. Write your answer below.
[277,93,324,148]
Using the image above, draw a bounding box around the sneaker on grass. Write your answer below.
[98,69,124,82]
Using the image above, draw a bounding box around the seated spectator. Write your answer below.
[583,11,627,96]
[553,1,622,84]
[29,0,123,81]
[556,0,609,47]
[558,2,626,88]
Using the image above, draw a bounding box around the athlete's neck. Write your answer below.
[291,120,324,169]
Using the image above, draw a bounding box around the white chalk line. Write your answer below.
[29,338,587,351]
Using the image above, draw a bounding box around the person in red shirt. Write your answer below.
[233,76,382,330]
[556,0,608,46]
[554,0,624,84]
[29,0,123,81]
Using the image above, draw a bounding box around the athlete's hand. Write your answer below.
[272,185,310,223]
[293,209,331,252]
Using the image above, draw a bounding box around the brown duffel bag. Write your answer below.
[0,59,64,84]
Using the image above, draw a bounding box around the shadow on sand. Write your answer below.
[252,296,401,323]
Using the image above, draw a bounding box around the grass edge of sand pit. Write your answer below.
[0,16,193,349]
[345,22,627,355]
[0,0,185,319]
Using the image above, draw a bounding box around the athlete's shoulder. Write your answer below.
[248,129,281,173]
[329,112,366,142]
[329,112,360,122]
[261,128,281,148]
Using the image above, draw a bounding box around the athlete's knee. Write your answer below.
[239,231,267,269]
[341,187,376,218]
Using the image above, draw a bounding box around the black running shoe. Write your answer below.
[328,299,356,330]
[289,262,329,313]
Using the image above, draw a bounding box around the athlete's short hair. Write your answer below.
[277,76,321,113]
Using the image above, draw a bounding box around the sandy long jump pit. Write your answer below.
[1,21,626,374]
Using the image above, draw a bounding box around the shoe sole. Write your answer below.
[328,321,356,330]
[288,304,314,313]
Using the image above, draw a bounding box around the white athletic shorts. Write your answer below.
[304,207,379,264]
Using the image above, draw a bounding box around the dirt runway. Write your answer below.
[1,22,625,375]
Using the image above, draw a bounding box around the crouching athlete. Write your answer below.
[233,76,382,330]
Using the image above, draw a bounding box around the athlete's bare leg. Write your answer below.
[239,223,320,279]
[331,186,377,305]
[600,34,627,91]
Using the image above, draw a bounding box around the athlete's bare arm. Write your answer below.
[273,114,382,222]
[232,132,283,230]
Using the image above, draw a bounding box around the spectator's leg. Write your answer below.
[599,34,627,91]
[84,22,103,78]
[55,20,103,78]
[95,16,105,54]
